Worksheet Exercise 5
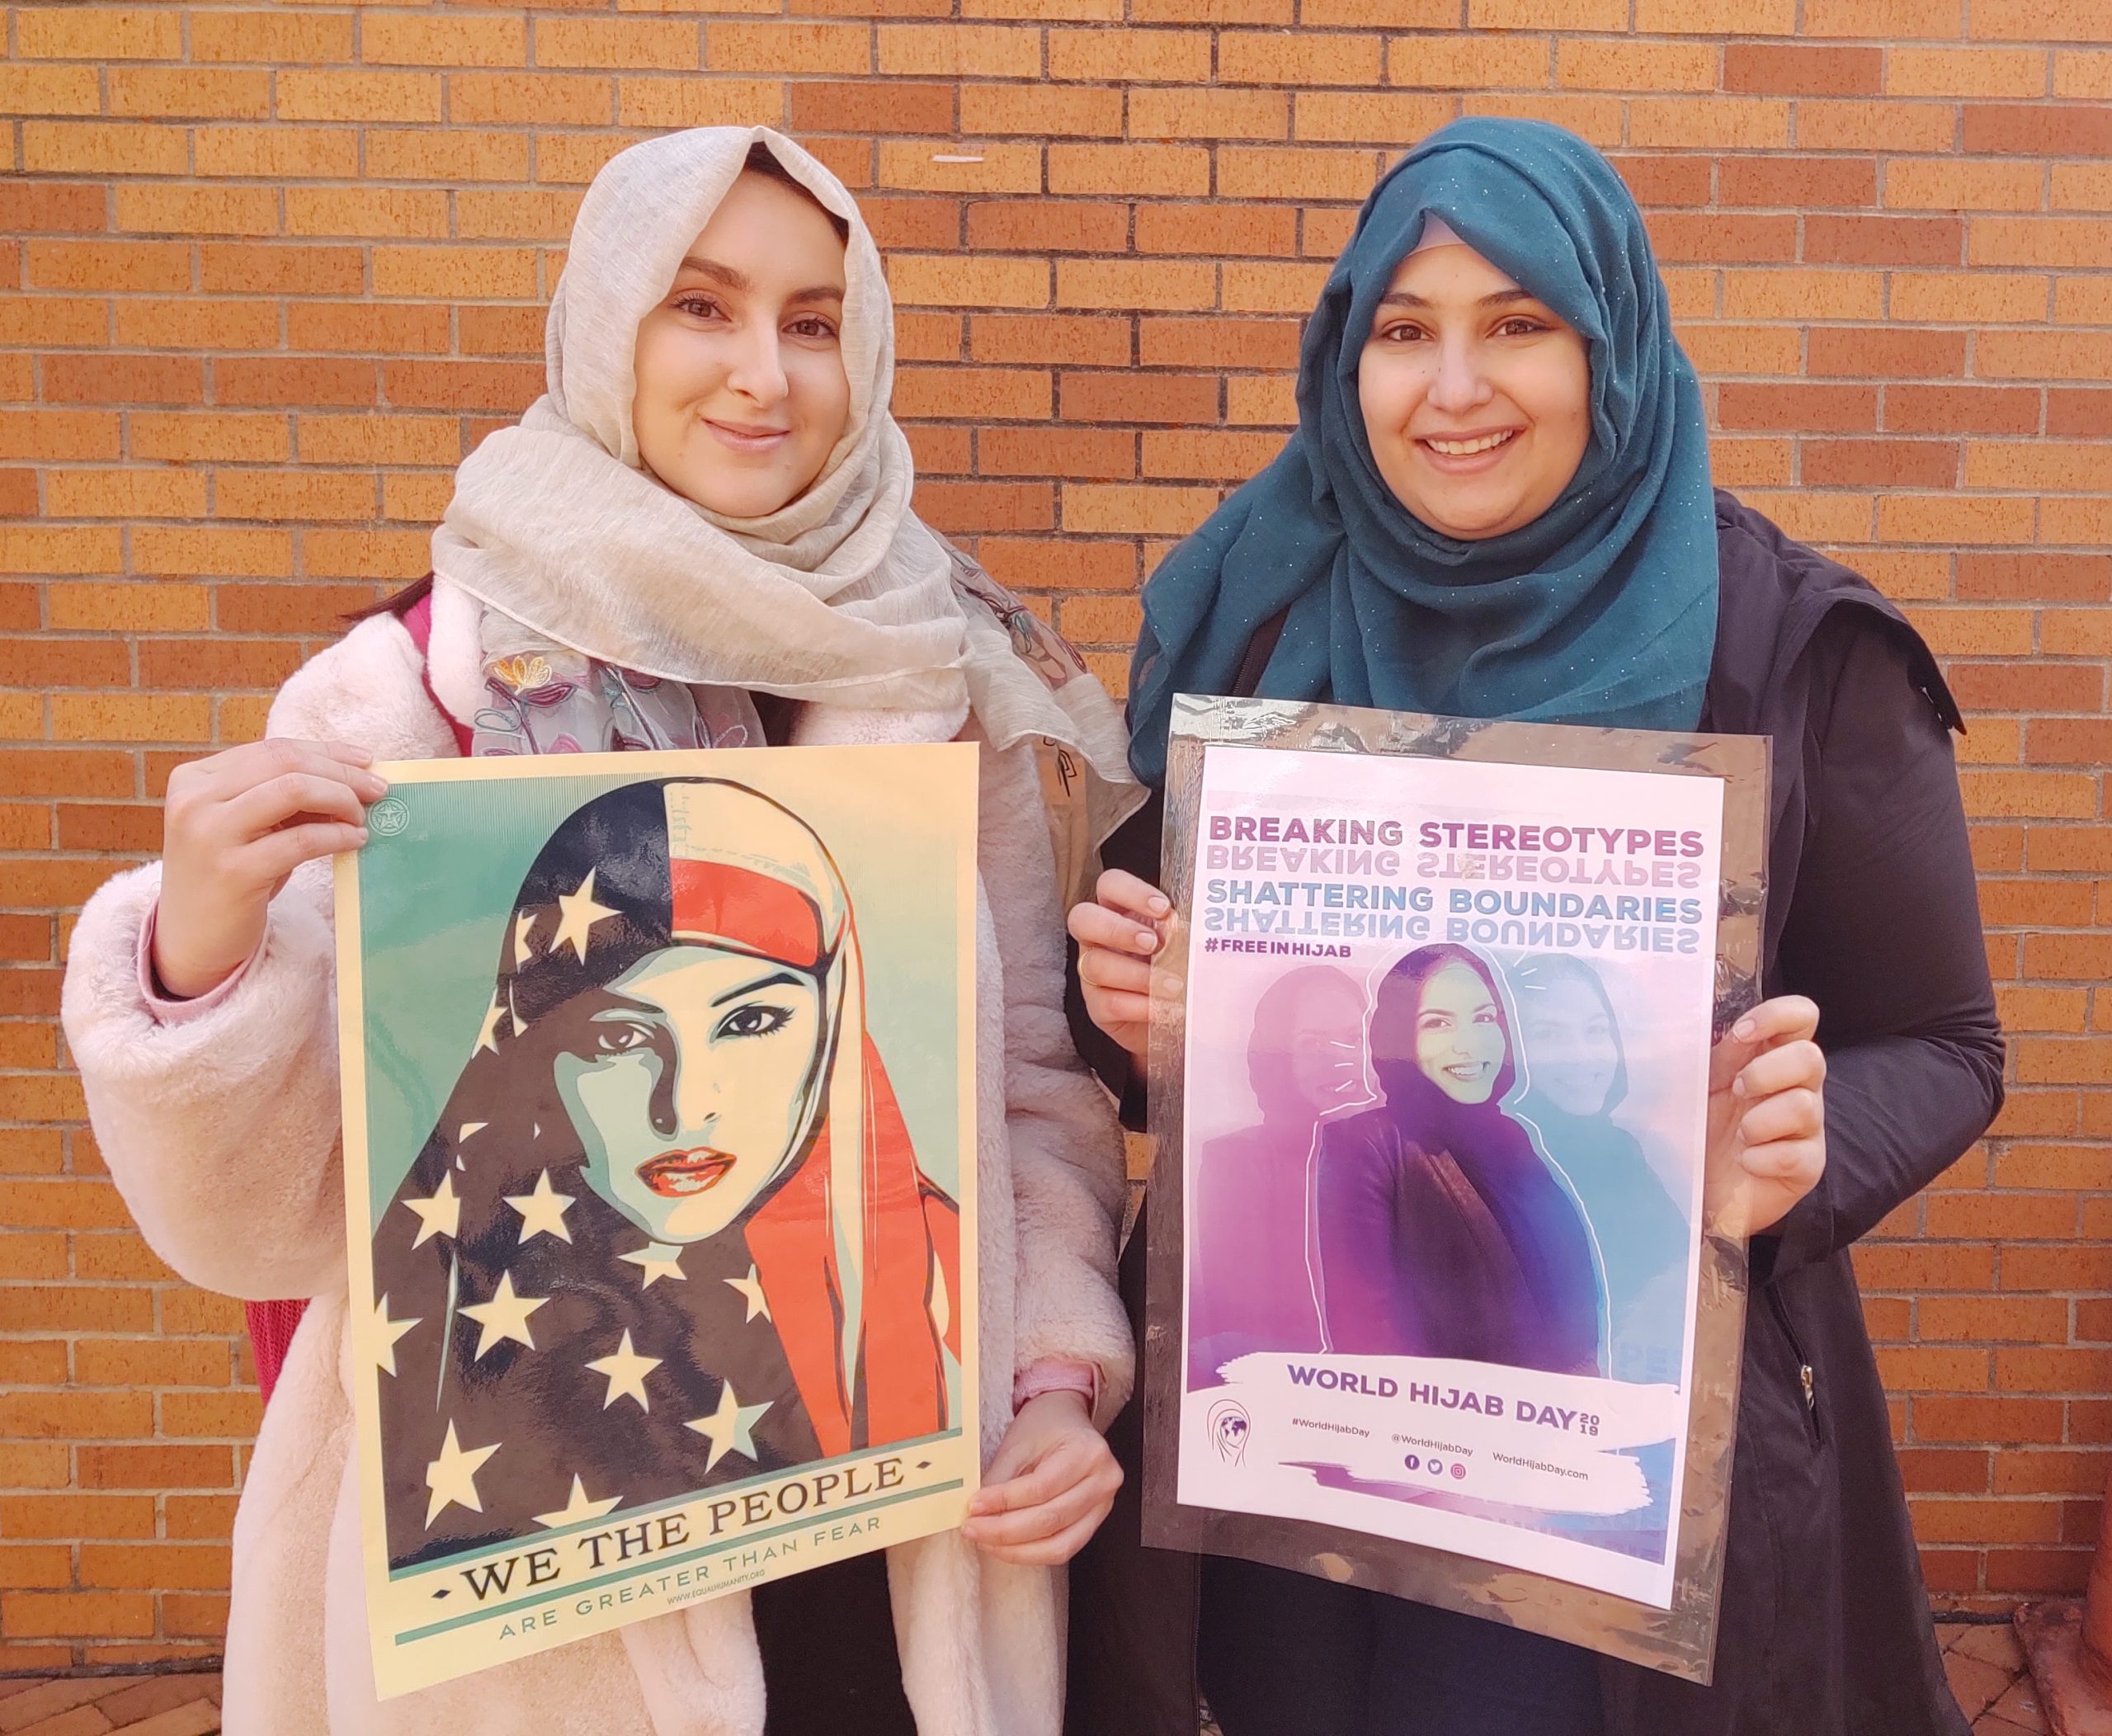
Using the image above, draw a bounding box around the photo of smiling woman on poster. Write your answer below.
[371,775,959,1569]
[1313,943,1602,1380]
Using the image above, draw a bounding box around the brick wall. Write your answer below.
[3,0,2110,1663]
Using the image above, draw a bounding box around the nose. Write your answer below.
[726,321,789,408]
[1426,334,1492,418]
[672,1047,720,1135]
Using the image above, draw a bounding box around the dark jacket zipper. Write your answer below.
[1765,1282,1822,1446]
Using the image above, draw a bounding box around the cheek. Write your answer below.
[634,328,723,427]
[790,351,851,447]
[718,1031,822,1153]
[565,1056,654,1155]
[1356,351,1421,446]
[1523,345,1591,446]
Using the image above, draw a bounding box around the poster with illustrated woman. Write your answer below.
[336,745,978,1696]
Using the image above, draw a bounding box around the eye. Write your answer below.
[718,1002,794,1041]
[672,293,727,323]
[1497,315,1550,337]
[786,315,839,341]
[592,1020,656,1054]
[1375,321,1427,345]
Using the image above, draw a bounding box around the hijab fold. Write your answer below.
[1129,118,1718,786]
[430,125,1138,847]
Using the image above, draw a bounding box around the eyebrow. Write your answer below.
[711,969,801,1008]
[1377,287,1540,311]
[674,255,844,304]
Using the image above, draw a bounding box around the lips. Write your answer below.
[704,418,791,454]
[1421,428,1520,457]
[636,1149,736,1198]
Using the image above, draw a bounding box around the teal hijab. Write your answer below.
[1128,119,1718,787]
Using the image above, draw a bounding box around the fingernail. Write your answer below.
[1136,931,1158,952]
[1731,1076,1747,1097]
[355,828,370,844]
[1149,895,1171,916]
[1733,1019,1755,1040]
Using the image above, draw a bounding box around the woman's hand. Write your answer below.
[1705,996,1827,1241]
[1066,868,1172,1063]
[961,1391,1122,1566]
[154,738,385,1000]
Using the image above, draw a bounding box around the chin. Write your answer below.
[673,476,799,519]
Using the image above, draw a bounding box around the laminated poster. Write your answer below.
[1143,696,1769,1682]
[334,745,979,1697]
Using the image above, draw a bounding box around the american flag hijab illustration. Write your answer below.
[373,777,959,1567]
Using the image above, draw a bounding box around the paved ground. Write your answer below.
[0,1673,220,1736]
[1940,1618,2050,1736]
[0,1625,2048,1734]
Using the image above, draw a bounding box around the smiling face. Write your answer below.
[554,943,827,1243]
[1355,238,1591,541]
[1408,961,1508,1106]
[630,169,852,520]
[1521,975,1621,1118]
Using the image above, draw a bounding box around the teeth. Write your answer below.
[1426,431,1516,455]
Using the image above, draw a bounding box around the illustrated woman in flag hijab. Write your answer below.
[372,775,959,1567]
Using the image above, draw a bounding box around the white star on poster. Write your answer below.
[402,1173,460,1248]
[533,1474,621,1531]
[460,1270,549,1359]
[724,1264,771,1323]
[585,1329,660,1412]
[425,1421,501,1526]
[685,1379,771,1474]
[513,909,539,969]
[503,1170,576,1245]
[474,992,505,1056]
[620,1241,687,1289]
[552,868,620,962]
[370,1293,420,1378]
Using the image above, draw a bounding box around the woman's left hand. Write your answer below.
[1705,994,1827,1240]
[961,1391,1122,1566]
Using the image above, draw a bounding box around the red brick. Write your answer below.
[2048,390,2112,437]
[1805,215,1964,267]
[1884,385,2040,436]
[1718,155,1879,209]
[1964,104,2112,157]
[912,480,1053,532]
[1722,44,1882,94]
[789,79,954,135]
[965,200,1129,255]
[1717,383,1878,433]
[1061,372,1219,425]
[979,427,1134,479]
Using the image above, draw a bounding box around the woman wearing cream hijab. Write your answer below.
[63,127,1141,1736]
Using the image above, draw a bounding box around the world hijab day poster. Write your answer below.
[1161,700,1757,1628]
[334,744,978,1697]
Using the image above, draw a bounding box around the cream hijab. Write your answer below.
[430,125,1138,851]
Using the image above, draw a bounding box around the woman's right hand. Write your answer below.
[1065,868,1172,1063]
[153,738,385,1000]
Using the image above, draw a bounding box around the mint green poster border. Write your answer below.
[350,748,969,1232]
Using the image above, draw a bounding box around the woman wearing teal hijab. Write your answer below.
[1068,120,2000,1736]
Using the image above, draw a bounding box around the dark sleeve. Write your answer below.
[1760,618,2005,1285]
[1313,1120,1415,1355]
[1063,789,1166,1131]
